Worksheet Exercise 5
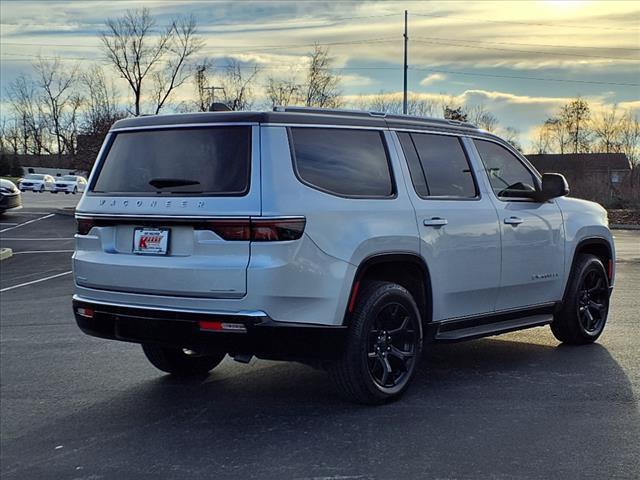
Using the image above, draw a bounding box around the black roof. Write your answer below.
[526,153,631,172]
[111,107,484,136]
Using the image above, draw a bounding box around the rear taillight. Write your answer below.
[76,217,96,235]
[251,218,305,241]
[199,217,305,242]
[200,219,251,241]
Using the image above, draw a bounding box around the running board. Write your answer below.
[434,313,554,342]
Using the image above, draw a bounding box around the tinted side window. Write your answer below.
[411,133,477,198]
[290,128,393,197]
[474,140,538,198]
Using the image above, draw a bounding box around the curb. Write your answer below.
[55,208,76,217]
[0,248,13,261]
[610,224,640,230]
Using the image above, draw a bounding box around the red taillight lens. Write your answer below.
[198,218,305,242]
[76,217,96,235]
[76,307,94,318]
[251,218,305,242]
[203,220,251,241]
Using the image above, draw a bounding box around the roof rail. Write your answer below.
[273,106,386,118]
[273,106,477,129]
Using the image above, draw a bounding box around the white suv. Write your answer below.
[72,108,615,404]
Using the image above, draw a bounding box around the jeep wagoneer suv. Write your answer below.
[73,107,615,404]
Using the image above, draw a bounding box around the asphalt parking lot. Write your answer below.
[1,197,639,479]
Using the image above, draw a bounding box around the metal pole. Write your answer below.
[403,10,408,115]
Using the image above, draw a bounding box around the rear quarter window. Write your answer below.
[91,126,251,196]
[289,127,394,198]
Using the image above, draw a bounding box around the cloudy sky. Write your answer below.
[1,0,639,149]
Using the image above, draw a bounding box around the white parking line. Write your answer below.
[7,212,55,215]
[0,270,72,293]
[13,250,74,254]
[0,214,55,233]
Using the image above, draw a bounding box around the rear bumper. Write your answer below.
[72,297,347,360]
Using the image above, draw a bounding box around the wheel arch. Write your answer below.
[564,236,614,302]
[343,252,432,327]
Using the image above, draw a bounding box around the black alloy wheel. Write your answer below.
[577,269,609,334]
[551,254,610,345]
[329,281,423,404]
[367,303,418,390]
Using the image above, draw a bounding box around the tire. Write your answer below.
[551,254,610,345]
[328,281,423,405]
[142,344,225,376]
[72,187,77,194]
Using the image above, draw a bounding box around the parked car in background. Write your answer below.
[0,179,22,213]
[18,174,55,192]
[52,175,88,194]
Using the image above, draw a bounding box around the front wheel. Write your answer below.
[72,187,77,194]
[142,344,225,376]
[551,254,610,345]
[329,281,423,404]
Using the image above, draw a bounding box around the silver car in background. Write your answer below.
[0,179,22,213]
[52,175,87,194]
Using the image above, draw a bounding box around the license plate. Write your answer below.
[133,228,169,255]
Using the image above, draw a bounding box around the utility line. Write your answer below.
[412,38,639,62]
[411,11,639,32]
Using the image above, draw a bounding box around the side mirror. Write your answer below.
[538,173,569,201]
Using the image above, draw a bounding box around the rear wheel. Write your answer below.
[142,344,225,376]
[329,281,422,404]
[551,254,610,345]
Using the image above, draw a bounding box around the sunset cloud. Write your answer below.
[1,0,638,150]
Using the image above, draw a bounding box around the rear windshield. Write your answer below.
[91,126,251,195]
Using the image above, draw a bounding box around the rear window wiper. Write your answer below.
[149,178,201,189]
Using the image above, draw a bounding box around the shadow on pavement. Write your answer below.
[2,336,639,479]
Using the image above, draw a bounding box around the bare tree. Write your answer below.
[151,16,203,113]
[217,61,260,111]
[193,59,214,111]
[531,123,554,154]
[304,44,342,108]
[266,76,302,108]
[467,104,499,132]
[0,118,21,155]
[502,126,522,152]
[5,74,46,154]
[619,110,640,166]
[591,105,623,153]
[560,97,591,153]
[544,117,571,154]
[354,92,437,117]
[81,66,122,134]
[34,57,82,157]
[101,8,201,115]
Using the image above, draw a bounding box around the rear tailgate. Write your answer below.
[74,124,260,299]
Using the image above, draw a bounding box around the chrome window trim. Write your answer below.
[263,123,388,131]
[110,122,258,132]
